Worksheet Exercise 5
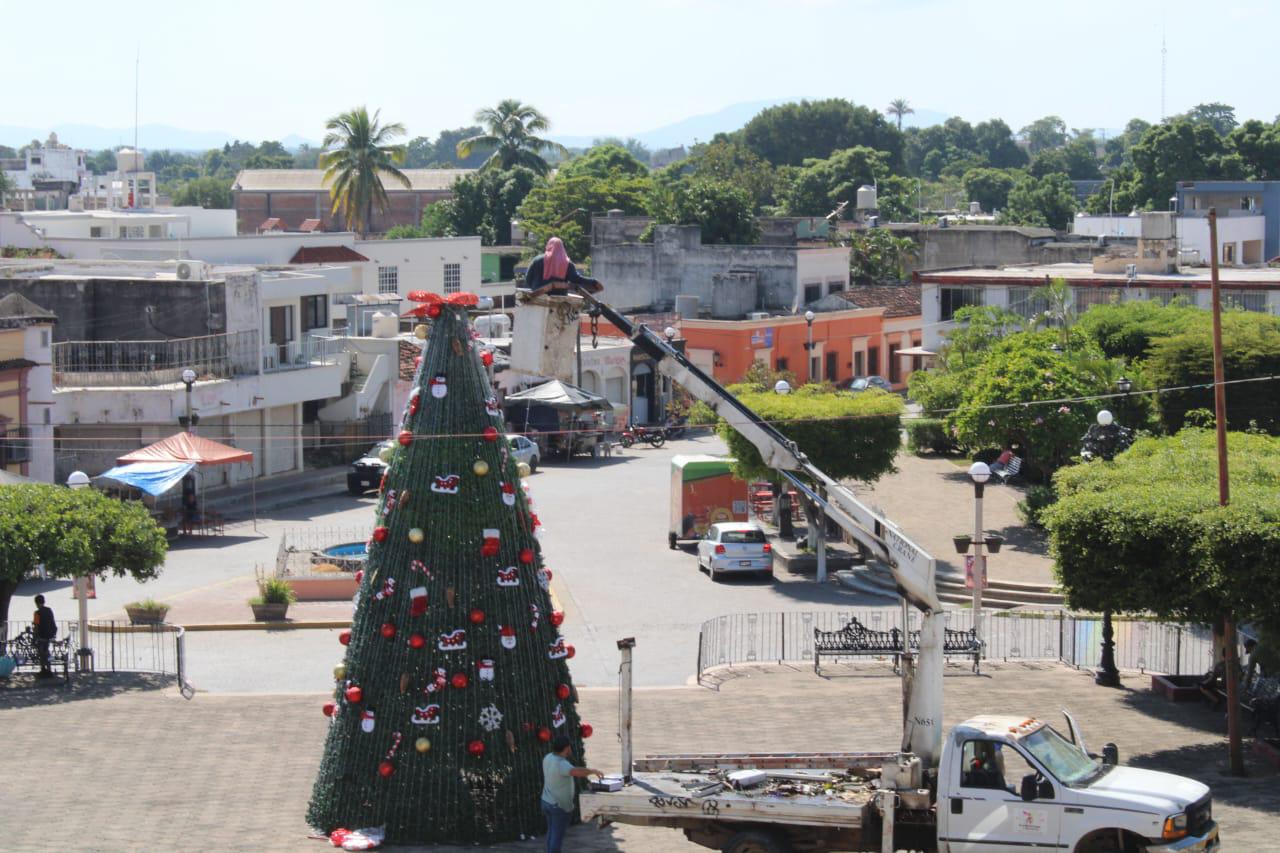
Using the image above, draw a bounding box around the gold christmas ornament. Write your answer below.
[446,586,456,607]
[517,462,531,478]
[400,673,412,694]
[333,663,347,681]
[415,736,432,753]
[413,324,428,340]
[408,527,425,544]
[472,459,490,477]
[505,730,517,753]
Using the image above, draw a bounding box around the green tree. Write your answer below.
[1019,116,1068,154]
[974,119,1029,169]
[85,148,117,173]
[1180,102,1238,136]
[557,144,648,179]
[1227,119,1280,180]
[518,173,652,259]
[1001,173,1076,229]
[1122,120,1245,210]
[320,106,412,237]
[886,98,914,131]
[669,137,777,210]
[777,146,889,217]
[170,176,234,208]
[245,152,293,169]
[0,485,167,625]
[847,228,917,283]
[1102,118,1152,170]
[874,175,917,222]
[716,385,903,483]
[293,144,321,169]
[457,100,567,176]
[414,167,539,246]
[591,136,651,163]
[1074,298,1203,361]
[739,98,902,169]
[307,300,583,844]
[962,167,1017,213]
[649,177,758,246]
[0,170,11,206]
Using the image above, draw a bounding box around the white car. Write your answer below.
[508,434,540,472]
[696,522,773,581]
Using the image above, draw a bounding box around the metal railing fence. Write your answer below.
[696,608,1215,686]
[3,619,191,695]
[53,330,259,387]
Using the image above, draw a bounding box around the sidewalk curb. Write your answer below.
[181,620,351,632]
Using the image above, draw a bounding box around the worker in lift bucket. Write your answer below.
[523,236,603,296]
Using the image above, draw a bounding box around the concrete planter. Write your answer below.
[250,602,290,622]
[287,576,359,601]
[124,606,169,625]
[1151,673,1202,702]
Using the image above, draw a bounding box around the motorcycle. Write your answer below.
[619,424,666,449]
[664,416,688,440]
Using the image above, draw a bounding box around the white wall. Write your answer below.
[795,248,851,308]
[1179,216,1265,267]
[354,237,482,306]
[1070,215,1142,238]
[23,324,55,483]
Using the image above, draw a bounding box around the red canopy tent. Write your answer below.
[118,433,257,528]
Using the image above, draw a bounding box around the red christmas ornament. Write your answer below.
[481,350,494,367]
[468,739,485,756]
[566,644,577,659]
[323,701,337,717]
[354,570,364,584]
[482,425,499,442]
[519,548,535,564]
[531,513,541,528]
[469,608,485,625]
[339,629,352,646]
[380,622,397,640]
[372,526,389,543]
[537,727,552,743]
[427,304,442,319]
[541,568,554,583]
[556,683,571,700]
[398,430,414,447]
[408,633,426,650]
[409,394,421,416]
[414,356,422,368]
[549,610,565,627]
[580,723,594,739]
[451,672,469,689]
[378,760,395,778]
[345,685,363,704]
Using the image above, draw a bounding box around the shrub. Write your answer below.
[125,598,170,613]
[1016,483,1057,528]
[253,575,297,605]
[905,418,955,454]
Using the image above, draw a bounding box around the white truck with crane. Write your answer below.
[521,289,1221,853]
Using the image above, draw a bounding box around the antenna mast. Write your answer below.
[1160,30,1167,121]
[133,47,140,162]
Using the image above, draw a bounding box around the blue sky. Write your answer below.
[6,0,1277,143]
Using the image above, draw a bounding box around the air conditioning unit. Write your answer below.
[174,261,209,281]
[1125,263,1137,280]
[748,311,771,321]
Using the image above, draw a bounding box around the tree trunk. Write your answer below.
[0,577,16,643]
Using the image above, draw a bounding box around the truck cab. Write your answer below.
[936,714,1219,852]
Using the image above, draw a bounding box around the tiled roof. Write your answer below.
[289,246,371,264]
[259,217,285,231]
[234,169,473,193]
[399,339,421,381]
[299,219,323,232]
[0,292,57,328]
[839,285,922,318]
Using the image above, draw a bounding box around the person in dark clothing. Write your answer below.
[523,236,603,296]
[32,594,57,678]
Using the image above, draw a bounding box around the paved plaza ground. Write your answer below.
[3,662,1275,851]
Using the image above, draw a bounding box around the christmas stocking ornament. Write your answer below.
[481,528,500,557]
[409,586,428,616]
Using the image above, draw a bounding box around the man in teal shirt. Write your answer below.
[541,735,602,852]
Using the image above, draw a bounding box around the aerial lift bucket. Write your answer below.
[509,290,582,382]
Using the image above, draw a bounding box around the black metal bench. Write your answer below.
[813,618,906,674]
[3,627,72,685]
[814,618,983,675]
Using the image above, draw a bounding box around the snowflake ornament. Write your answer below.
[479,704,504,732]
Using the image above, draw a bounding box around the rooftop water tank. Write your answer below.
[371,311,399,339]
[856,185,878,210]
[674,294,700,320]
[116,148,145,172]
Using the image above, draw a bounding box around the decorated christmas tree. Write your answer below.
[308,291,587,845]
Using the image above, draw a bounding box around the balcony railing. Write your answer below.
[53,331,260,388]
[261,333,340,373]
[1,426,31,465]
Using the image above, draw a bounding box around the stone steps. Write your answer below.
[837,561,1063,610]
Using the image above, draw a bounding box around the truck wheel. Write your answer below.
[721,829,791,853]
[669,532,678,550]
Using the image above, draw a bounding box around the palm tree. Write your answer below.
[886,98,915,132]
[320,106,411,236]
[456,100,568,176]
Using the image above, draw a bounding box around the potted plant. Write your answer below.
[124,598,170,625]
[250,575,297,621]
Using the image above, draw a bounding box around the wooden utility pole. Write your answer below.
[1208,208,1244,775]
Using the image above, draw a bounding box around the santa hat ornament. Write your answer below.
[429,373,448,399]
[481,528,500,557]
[499,624,517,650]
[409,586,428,617]
[500,481,516,507]
[361,708,376,733]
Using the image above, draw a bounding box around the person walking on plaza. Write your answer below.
[541,735,602,853]
[32,594,57,679]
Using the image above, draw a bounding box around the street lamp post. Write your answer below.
[804,310,815,384]
[67,470,93,672]
[180,368,197,432]
[968,462,990,645]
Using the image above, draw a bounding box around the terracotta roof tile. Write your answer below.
[399,339,421,381]
[299,219,323,232]
[839,285,921,318]
[289,245,371,264]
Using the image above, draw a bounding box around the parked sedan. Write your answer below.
[508,434,541,472]
[845,375,893,392]
[347,440,394,495]
[696,522,773,581]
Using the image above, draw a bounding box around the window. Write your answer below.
[1222,290,1267,312]
[888,343,900,383]
[89,226,103,238]
[803,282,822,304]
[118,225,144,239]
[720,529,766,544]
[39,329,50,347]
[854,350,865,376]
[301,295,329,331]
[148,225,163,238]
[2,427,31,465]
[867,347,879,376]
[939,286,983,321]
[1007,286,1050,321]
[1073,287,1123,311]
[827,280,845,295]
[775,357,789,372]
[1222,243,1236,266]
[30,155,41,165]
[377,265,399,294]
[1151,288,1196,306]
[959,739,1050,796]
[444,262,461,295]
[825,351,837,381]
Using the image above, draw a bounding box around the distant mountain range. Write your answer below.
[1,100,958,155]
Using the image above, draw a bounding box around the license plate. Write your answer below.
[361,480,371,487]
[739,560,754,566]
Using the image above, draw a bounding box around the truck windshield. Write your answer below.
[1021,727,1101,786]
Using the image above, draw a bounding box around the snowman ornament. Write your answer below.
[429,374,448,399]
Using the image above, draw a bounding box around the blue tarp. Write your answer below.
[96,461,195,496]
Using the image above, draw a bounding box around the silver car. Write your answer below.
[508,434,541,472]
[696,522,773,581]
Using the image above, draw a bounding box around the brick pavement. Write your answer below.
[3,663,1274,851]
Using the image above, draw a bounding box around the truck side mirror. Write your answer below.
[1020,773,1038,802]
[1102,743,1119,765]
